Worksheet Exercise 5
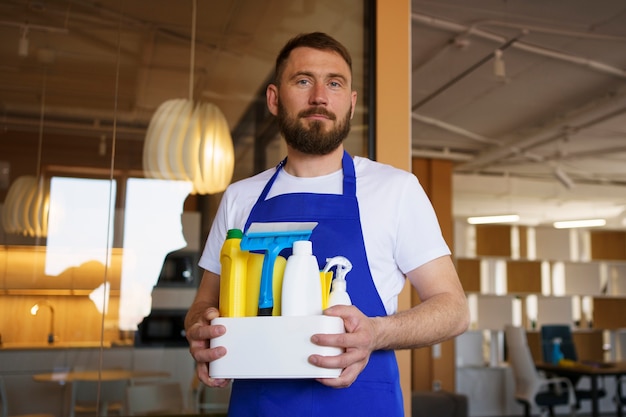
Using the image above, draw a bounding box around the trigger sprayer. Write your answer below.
[323,256,353,307]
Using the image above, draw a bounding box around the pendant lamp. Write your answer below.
[142,0,234,194]
[1,69,50,238]
[2,175,50,237]
[143,98,234,194]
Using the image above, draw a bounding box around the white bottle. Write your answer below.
[324,256,353,307]
[281,240,323,316]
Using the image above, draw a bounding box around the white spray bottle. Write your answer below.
[323,256,353,307]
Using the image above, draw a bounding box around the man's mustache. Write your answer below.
[298,107,336,120]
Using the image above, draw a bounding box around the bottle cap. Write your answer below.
[292,240,312,255]
[226,229,243,239]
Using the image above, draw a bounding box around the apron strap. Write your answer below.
[257,151,355,202]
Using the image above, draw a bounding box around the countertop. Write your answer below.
[0,341,134,350]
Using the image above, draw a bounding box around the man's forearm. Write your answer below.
[371,292,469,351]
[185,270,221,331]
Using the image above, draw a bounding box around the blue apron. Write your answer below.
[228,151,403,417]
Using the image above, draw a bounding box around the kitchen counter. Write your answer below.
[0,341,129,350]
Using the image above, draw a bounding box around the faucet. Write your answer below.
[30,301,55,344]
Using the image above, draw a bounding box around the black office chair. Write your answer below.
[540,324,607,409]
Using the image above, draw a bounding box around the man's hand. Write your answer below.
[308,305,378,388]
[186,306,231,388]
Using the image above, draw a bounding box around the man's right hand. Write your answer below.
[186,306,230,387]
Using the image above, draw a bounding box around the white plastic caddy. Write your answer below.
[209,315,345,378]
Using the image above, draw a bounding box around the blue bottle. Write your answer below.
[551,337,564,365]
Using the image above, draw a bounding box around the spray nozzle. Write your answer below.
[322,256,352,283]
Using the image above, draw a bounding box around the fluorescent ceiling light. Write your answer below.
[467,214,520,225]
[553,219,606,229]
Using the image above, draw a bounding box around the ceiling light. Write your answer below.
[553,166,575,189]
[553,219,606,229]
[18,25,29,57]
[493,49,506,78]
[467,214,520,224]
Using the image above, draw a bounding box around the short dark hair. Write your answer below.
[273,32,353,85]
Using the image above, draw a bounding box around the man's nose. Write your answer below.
[309,84,328,105]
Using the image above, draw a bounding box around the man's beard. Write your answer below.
[277,102,351,155]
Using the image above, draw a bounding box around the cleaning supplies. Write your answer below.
[324,256,353,307]
[246,253,287,316]
[219,229,249,317]
[240,222,317,316]
[281,240,323,316]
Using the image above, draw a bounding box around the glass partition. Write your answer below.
[0,1,372,414]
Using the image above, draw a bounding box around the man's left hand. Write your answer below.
[308,305,378,388]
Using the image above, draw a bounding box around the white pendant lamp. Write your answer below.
[1,175,50,237]
[142,0,234,194]
[143,98,234,194]
[2,67,50,238]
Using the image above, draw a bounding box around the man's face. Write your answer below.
[267,47,357,155]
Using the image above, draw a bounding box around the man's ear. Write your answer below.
[350,91,357,119]
[266,84,279,116]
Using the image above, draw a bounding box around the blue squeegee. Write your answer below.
[241,222,318,316]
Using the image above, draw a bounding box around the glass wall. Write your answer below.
[0,1,371,414]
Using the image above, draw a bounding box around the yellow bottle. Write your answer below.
[219,229,249,317]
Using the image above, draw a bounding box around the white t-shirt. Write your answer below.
[199,156,450,315]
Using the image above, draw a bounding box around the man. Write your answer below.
[185,32,469,416]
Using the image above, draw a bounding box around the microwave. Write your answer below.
[157,250,200,287]
[135,309,188,347]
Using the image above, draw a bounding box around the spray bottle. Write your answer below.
[323,256,353,307]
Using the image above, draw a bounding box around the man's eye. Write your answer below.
[329,81,341,88]
[297,79,310,86]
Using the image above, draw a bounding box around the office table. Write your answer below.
[536,361,626,417]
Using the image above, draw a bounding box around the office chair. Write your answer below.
[617,331,626,412]
[540,325,578,363]
[125,382,185,416]
[194,380,231,415]
[540,324,607,409]
[505,325,576,417]
[69,379,126,417]
[0,376,54,417]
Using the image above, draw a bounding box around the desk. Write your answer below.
[536,361,626,417]
[34,369,170,417]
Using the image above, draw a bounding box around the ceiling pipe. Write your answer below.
[473,19,626,43]
[2,115,147,140]
[412,148,472,162]
[458,103,626,171]
[412,12,626,80]
[0,20,68,34]
[412,113,500,145]
[412,32,525,111]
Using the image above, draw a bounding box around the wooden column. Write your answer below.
[376,0,412,414]
[412,157,456,392]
